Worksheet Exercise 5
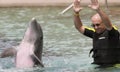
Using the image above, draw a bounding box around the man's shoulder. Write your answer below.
[84,26,95,32]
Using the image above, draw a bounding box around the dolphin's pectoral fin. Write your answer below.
[0,48,17,58]
[31,54,44,67]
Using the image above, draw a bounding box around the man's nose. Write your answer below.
[94,26,98,29]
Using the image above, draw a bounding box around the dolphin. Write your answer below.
[0,18,44,68]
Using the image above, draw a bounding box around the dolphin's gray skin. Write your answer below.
[0,47,17,58]
[0,18,44,68]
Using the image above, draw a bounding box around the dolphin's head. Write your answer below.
[22,18,43,61]
[24,18,43,44]
[27,18,44,65]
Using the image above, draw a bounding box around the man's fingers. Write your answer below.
[74,0,81,4]
[74,0,80,7]
[95,0,98,3]
[94,0,98,5]
[91,0,98,5]
[88,5,92,8]
[91,0,95,4]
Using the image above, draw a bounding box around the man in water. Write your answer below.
[73,0,120,67]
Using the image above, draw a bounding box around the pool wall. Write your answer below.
[0,0,120,7]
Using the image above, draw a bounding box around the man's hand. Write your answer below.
[88,0,100,10]
[73,0,82,13]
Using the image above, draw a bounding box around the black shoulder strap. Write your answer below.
[89,48,93,57]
